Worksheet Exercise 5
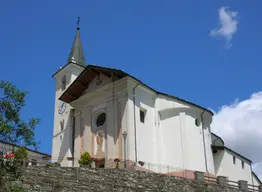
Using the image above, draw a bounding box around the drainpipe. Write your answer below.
[133,83,139,165]
[200,110,209,173]
[72,109,75,167]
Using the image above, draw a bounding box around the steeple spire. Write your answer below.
[67,17,86,66]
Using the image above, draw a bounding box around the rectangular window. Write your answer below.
[61,76,66,90]
[60,119,64,132]
[242,161,244,169]
[233,156,236,164]
[140,109,145,123]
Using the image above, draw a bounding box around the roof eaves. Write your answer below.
[211,132,225,146]
[52,63,85,78]
[122,71,213,115]
[60,65,214,115]
[252,171,262,184]
[212,145,252,164]
[0,140,51,157]
[157,92,214,116]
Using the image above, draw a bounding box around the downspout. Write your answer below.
[111,73,116,156]
[201,110,209,173]
[72,109,75,167]
[133,83,139,164]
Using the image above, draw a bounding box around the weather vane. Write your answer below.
[76,16,80,29]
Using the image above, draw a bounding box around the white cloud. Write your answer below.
[210,7,238,48]
[212,92,262,180]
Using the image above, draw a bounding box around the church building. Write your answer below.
[51,25,260,186]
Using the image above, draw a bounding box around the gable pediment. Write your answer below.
[59,65,128,103]
[81,73,112,95]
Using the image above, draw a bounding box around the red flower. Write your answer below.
[9,153,14,158]
[4,153,14,159]
[138,161,145,166]
[114,158,120,163]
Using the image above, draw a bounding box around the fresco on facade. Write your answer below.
[93,130,105,158]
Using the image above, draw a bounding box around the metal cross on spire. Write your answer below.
[76,16,80,30]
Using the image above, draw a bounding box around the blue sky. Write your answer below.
[1,0,262,173]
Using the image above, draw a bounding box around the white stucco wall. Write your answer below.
[131,86,157,168]
[126,79,214,175]
[213,149,253,185]
[252,173,261,186]
[51,66,258,188]
[51,63,84,166]
[69,75,129,167]
[52,68,215,175]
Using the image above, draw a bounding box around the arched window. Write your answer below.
[195,118,201,127]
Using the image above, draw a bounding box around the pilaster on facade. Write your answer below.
[83,107,92,154]
[74,111,81,164]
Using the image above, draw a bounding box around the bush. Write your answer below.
[14,147,28,161]
[78,152,91,166]
[14,147,28,167]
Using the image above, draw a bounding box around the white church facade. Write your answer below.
[51,26,261,186]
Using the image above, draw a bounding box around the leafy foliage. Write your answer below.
[0,80,40,191]
[78,152,92,166]
[14,147,28,161]
[0,80,40,149]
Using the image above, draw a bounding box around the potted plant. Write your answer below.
[114,158,120,169]
[78,152,92,168]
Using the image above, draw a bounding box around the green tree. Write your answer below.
[0,80,40,191]
[0,80,40,148]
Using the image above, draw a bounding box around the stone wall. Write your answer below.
[20,166,251,192]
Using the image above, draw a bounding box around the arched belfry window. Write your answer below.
[61,75,66,90]
[195,118,201,127]
[96,112,106,127]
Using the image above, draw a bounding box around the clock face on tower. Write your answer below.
[58,101,67,114]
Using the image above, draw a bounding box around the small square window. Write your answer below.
[233,156,236,164]
[242,161,244,169]
[140,109,145,123]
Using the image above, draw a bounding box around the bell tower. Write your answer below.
[51,20,86,166]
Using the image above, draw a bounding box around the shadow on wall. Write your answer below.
[212,150,224,176]
[57,109,73,163]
